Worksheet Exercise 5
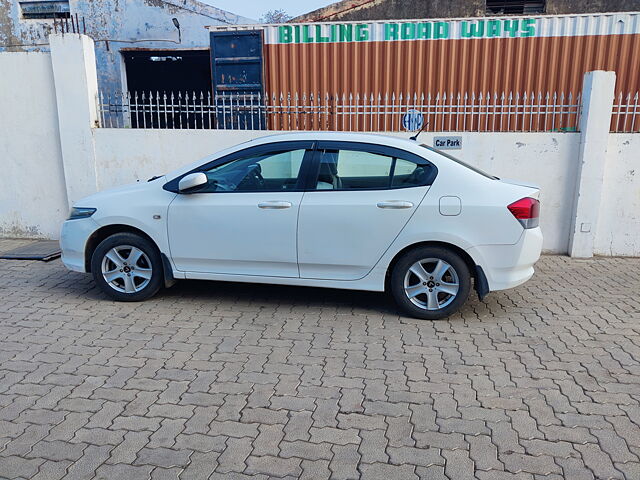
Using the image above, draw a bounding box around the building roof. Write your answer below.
[291,0,380,22]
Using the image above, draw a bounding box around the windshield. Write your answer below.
[420,144,497,179]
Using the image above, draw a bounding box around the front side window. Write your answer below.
[201,148,306,192]
[313,147,433,191]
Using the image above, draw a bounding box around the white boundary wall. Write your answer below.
[0,52,68,238]
[0,34,638,257]
[93,129,581,254]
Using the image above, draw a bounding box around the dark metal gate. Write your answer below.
[210,30,265,129]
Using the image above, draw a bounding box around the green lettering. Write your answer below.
[279,25,292,44]
[416,22,431,39]
[356,24,369,41]
[433,22,449,39]
[302,25,313,43]
[503,19,518,37]
[461,21,484,38]
[316,24,330,42]
[294,25,300,43]
[339,24,353,42]
[330,24,337,42]
[401,22,415,40]
[385,23,399,40]
[487,20,500,37]
[521,18,536,37]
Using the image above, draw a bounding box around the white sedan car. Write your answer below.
[60,132,542,320]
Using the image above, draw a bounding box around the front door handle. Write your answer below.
[258,201,292,209]
[377,201,414,209]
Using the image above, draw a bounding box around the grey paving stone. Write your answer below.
[387,445,444,467]
[216,437,252,473]
[245,455,302,477]
[360,462,418,480]
[329,444,361,480]
[134,447,191,468]
[1,253,639,480]
[280,440,333,461]
[180,451,221,480]
[252,423,285,457]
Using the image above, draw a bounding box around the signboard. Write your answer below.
[402,109,424,132]
[433,136,462,150]
[273,19,537,44]
[223,13,640,45]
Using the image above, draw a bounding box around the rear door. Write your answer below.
[297,141,437,280]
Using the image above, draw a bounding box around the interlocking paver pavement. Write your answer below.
[0,243,639,479]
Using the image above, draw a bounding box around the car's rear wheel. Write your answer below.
[390,246,471,320]
[91,233,163,301]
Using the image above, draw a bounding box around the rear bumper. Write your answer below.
[467,227,543,292]
[60,218,99,273]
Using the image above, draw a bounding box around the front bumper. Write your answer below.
[467,226,543,292]
[60,217,100,273]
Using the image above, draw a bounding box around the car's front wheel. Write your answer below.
[390,246,471,320]
[91,233,163,301]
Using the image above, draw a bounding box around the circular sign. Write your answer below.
[402,109,424,131]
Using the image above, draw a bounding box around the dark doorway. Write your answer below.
[122,49,212,128]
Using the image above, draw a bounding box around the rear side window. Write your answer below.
[311,146,435,191]
[391,158,433,188]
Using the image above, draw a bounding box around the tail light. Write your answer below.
[508,197,540,229]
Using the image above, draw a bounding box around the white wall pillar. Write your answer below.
[49,33,99,207]
[568,71,616,258]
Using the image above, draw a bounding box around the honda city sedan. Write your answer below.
[60,132,542,320]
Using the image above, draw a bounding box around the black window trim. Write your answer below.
[163,140,438,194]
[163,140,316,193]
[306,141,438,192]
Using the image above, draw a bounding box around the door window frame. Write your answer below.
[163,141,316,193]
[304,141,438,192]
[164,140,438,194]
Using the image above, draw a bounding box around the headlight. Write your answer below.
[68,207,96,220]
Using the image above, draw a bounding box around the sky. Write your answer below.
[200,0,335,22]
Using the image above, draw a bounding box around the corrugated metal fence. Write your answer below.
[212,13,640,100]
[97,90,640,133]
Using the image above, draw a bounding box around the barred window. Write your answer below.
[20,1,70,19]
[486,0,545,15]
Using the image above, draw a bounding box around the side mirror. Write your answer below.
[178,172,208,193]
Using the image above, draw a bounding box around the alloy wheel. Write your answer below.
[403,258,460,310]
[100,245,153,294]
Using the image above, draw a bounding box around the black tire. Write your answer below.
[390,246,471,320]
[91,233,163,302]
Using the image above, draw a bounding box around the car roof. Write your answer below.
[246,131,420,149]
[164,131,444,181]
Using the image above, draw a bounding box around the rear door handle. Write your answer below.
[377,201,414,209]
[258,201,292,209]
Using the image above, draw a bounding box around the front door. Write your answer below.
[168,142,313,277]
[297,142,436,280]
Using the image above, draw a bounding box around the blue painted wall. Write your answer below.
[0,0,254,95]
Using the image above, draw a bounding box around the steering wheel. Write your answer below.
[252,166,265,188]
[242,164,265,189]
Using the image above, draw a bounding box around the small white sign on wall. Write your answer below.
[433,136,462,150]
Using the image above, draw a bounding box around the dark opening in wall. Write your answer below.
[122,49,212,128]
[486,0,546,15]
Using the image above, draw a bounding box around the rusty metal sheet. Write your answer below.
[209,12,640,98]
[262,33,640,98]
